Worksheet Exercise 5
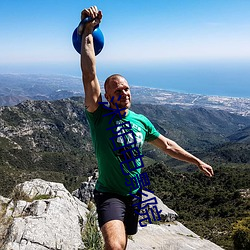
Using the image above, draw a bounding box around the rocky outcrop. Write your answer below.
[0,179,224,250]
[72,169,98,204]
[127,223,224,250]
[0,179,89,250]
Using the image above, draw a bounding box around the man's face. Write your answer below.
[105,76,131,110]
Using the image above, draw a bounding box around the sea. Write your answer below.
[97,61,250,99]
[1,60,249,99]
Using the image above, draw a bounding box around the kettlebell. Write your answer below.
[72,17,104,55]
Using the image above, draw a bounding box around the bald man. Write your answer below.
[80,6,214,250]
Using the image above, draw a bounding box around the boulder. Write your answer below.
[0,179,89,250]
[127,223,224,250]
[72,169,98,204]
[138,190,178,223]
[0,178,224,250]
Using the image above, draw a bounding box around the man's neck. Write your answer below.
[120,108,129,117]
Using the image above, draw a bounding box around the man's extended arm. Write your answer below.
[150,134,214,177]
[80,6,102,112]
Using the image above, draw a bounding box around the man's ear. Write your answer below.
[105,93,109,102]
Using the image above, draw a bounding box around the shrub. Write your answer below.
[82,202,104,250]
[232,216,250,250]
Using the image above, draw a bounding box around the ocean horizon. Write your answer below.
[101,61,250,99]
[1,60,249,99]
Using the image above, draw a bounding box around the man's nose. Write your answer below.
[121,90,127,96]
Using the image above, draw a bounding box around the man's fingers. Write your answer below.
[89,6,98,18]
[203,166,214,177]
[97,10,103,22]
[79,6,102,35]
[82,6,99,20]
[199,163,214,177]
[81,9,88,20]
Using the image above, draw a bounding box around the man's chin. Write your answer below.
[124,102,131,109]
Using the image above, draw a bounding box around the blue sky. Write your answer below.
[0,0,250,97]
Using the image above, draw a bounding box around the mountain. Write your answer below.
[0,96,249,249]
[227,125,250,143]
[0,97,96,196]
[1,97,250,196]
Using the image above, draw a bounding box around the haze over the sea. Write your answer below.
[2,61,249,99]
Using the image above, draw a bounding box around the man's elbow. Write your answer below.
[163,139,179,154]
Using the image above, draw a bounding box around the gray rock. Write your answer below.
[0,178,224,250]
[72,169,98,204]
[0,179,89,250]
[127,223,224,250]
[139,190,178,223]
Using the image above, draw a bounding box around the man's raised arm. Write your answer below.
[80,6,102,113]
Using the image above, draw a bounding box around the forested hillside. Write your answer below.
[0,97,250,249]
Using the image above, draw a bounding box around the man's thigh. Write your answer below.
[94,191,126,227]
[93,190,141,235]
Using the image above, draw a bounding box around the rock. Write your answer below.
[72,169,98,204]
[127,222,224,250]
[0,179,89,250]
[0,178,224,250]
[139,190,178,223]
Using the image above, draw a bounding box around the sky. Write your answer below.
[0,0,250,97]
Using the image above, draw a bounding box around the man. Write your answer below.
[80,6,214,250]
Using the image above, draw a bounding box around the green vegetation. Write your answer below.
[145,162,250,249]
[0,97,250,249]
[0,164,88,197]
[11,189,53,203]
[0,200,13,249]
[82,202,104,250]
[232,216,250,250]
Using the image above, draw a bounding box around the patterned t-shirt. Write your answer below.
[85,105,160,196]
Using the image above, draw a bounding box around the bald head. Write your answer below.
[104,74,128,93]
[104,74,131,110]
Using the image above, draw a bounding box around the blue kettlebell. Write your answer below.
[72,17,104,55]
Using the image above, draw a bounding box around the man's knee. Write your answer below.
[104,239,126,250]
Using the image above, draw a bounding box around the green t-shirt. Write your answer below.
[85,105,160,196]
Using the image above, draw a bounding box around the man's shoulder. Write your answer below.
[85,104,106,125]
[85,104,108,116]
[128,110,151,124]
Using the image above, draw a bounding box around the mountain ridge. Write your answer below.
[0,96,249,249]
[1,97,250,196]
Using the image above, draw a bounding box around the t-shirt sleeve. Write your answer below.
[143,116,160,142]
[85,105,103,126]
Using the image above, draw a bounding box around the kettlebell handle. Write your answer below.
[77,16,99,35]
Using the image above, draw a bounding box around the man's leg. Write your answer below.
[101,220,127,250]
[94,190,128,249]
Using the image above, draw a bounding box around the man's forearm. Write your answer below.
[81,28,96,80]
[79,12,102,113]
[164,139,202,166]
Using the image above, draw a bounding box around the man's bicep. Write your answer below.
[149,134,167,150]
[83,76,102,112]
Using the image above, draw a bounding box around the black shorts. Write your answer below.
[93,189,142,235]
